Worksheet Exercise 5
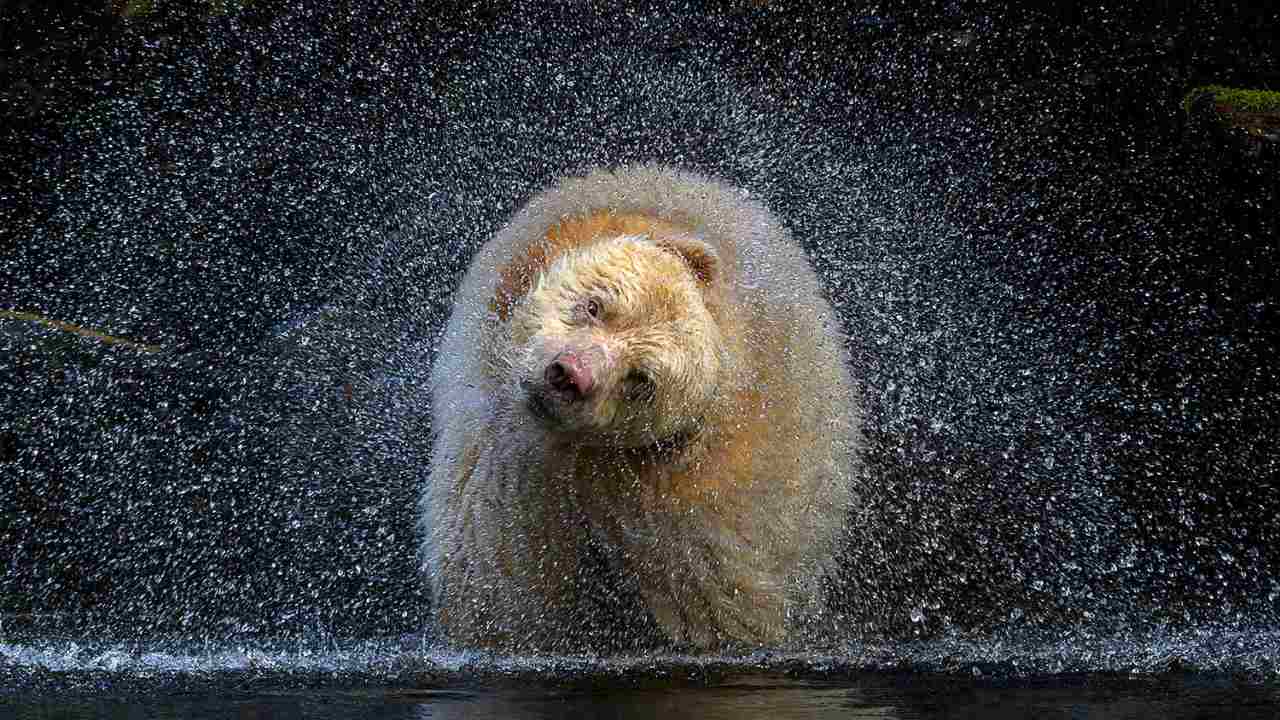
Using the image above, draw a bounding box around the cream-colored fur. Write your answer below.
[421,165,861,652]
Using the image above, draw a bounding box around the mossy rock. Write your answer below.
[1183,85,1280,135]
[1183,85,1280,114]
[115,0,253,18]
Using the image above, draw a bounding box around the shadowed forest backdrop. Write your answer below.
[1,0,1277,645]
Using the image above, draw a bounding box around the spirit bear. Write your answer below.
[421,165,860,652]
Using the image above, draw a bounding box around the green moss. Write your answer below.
[1183,85,1280,115]
[119,0,155,16]
[120,0,253,18]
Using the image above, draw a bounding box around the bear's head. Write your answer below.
[506,232,725,448]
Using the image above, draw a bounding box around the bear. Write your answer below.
[420,164,861,653]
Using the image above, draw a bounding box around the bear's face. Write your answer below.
[507,234,723,447]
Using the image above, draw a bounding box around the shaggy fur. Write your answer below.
[421,165,861,652]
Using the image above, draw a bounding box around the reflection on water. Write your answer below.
[8,674,1280,720]
[383,677,1280,720]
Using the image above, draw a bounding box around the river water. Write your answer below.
[9,675,1280,719]
[5,635,1280,717]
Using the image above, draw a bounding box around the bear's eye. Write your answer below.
[623,370,656,403]
[584,298,603,320]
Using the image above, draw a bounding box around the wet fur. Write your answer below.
[421,165,861,652]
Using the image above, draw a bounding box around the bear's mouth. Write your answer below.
[526,391,554,421]
[521,381,562,424]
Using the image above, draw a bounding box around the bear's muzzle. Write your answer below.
[544,349,595,402]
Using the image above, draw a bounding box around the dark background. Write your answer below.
[1,0,1277,644]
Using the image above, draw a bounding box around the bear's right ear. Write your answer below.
[655,233,719,287]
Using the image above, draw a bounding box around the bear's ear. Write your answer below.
[654,233,719,286]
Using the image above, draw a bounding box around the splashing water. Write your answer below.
[2,0,1278,707]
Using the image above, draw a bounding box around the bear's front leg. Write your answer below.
[626,507,791,651]
[430,427,588,651]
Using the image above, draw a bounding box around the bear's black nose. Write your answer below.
[545,359,579,400]
[544,351,594,402]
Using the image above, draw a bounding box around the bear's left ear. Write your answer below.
[655,233,719,286]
